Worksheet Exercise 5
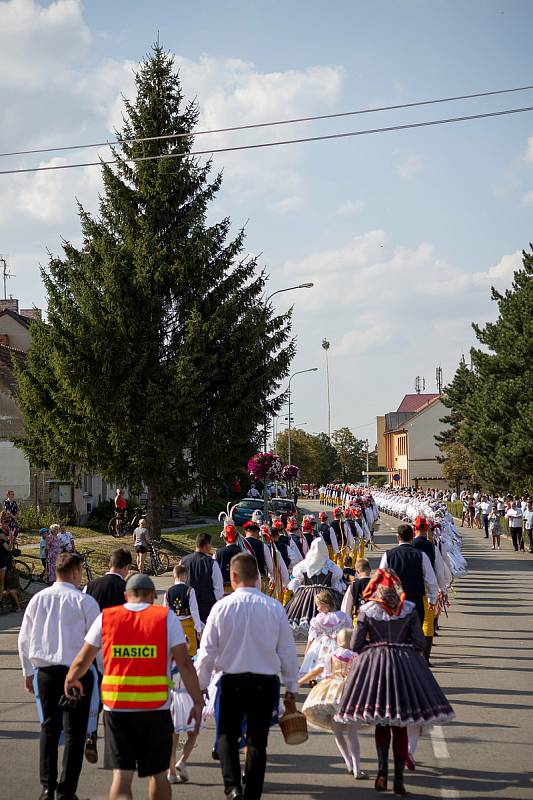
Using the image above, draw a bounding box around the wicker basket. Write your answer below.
[279,698,308,745]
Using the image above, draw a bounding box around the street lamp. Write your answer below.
[265,283,314,306]
[322,339,331,439]
[288,368,318,464]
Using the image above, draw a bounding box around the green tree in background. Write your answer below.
[331,427,366,482]
[462,247,533,493]
[435,358,476,451]
[309,433,340,484]
[440,442,477,492]
[15,45,293,535]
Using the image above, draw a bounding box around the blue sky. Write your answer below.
[1,0,532,444]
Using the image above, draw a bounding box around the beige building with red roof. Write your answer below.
[376,393,450,489]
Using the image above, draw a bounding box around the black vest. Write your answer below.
[350,575,371,613]
[348,519,359,539]
[216,544,241,583]
[244,536,266,576]
[331,519,344,546]
[318,522,331,545]
[166,583,191,617]
[274,539,290,569]
[413,536,436,571]
[289,532,305,557]
[180,551,216,619]
[386,544,425,599]
[85,573,126,611]
[304,532,315,548]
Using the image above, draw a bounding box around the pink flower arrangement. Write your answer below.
[247,452,284,482]
[282,464,299,481]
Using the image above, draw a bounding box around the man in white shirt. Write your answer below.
[480,496,493,539]
[506,501,524,551]
[248,486,260,499]
[65,572,203,800]
[524,500,533,553]
[18,552,100,800]
[196,553,298,800]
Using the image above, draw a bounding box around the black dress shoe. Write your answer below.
[226,789,243,800]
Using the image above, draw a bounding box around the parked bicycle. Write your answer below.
[10,553,47,592]
[76,549,95,583]
[145,540,171,576]
[107,505,146,538]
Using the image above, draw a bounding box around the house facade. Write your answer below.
[376,393,451,489]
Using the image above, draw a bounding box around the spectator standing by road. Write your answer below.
[46,525,61,584]
[65,573,203,800]
[18,553,100,800]
[480,496,493,539]
[506,501,524,552]
[133,518,151,572]
[524,500,533,553]
[58,523,76,553]
[488,509,501,550]
[196,553,299,800]
[180,532,224,623]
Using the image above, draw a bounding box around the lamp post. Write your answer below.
[262,283,314,519]
[288,368,318,465]
[322,338,331,439]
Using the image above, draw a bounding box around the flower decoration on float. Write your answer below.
[282,464,300,481]
[247,452,284,482]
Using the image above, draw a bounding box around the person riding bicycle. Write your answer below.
[133,519,152,573]
[114,488,127,531]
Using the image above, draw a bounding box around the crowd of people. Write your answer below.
[13,483,470,800]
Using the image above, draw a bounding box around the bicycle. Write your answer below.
[145,541,171,576]
[107,506,147,538]
[76,549,95,583]
[10,553,48,591]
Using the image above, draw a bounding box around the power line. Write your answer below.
[1,103,532,177]
[1,82,533,159]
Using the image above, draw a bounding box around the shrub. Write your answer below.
[17,506,58,531]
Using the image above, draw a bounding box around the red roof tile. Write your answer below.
[396,393,439,414]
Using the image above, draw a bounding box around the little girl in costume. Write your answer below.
[301,628,367,780]
[168,662,204,784]
[299,589,352,678]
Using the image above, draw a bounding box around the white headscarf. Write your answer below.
[302,537,329,578]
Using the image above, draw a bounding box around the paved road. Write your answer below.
[2,503,533,799]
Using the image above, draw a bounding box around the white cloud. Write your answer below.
[270,195,303,215]
[522,190,533,205]
[335,199,366,217]
[525,134,533,164]
[333,316,393,355]
[395,152,424,179]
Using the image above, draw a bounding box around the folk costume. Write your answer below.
[260,525,289,603]
[318,511,339,561]
[164,579,203,657]
[299,610,352,677]
[242,521,274,594]
[285,539,345,637]
[339,569,454,795]
[215,524,242,594]
[330,508,348,568]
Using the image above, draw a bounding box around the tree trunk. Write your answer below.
[147,480,161,541]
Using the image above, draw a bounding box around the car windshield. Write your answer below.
[238,500,264,509]
[271,500,294,510]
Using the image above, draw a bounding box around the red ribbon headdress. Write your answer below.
[362,568,406,616]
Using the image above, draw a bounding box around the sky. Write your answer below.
[1,0,533,446]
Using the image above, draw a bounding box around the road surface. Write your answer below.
[1,503,532,799]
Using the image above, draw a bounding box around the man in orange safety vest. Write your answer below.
[66,573,203,800]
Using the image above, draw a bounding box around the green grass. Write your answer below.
[17,525,102,547]
[19,524,223,581]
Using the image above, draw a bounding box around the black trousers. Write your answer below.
[511,527,524,551]
[482,514,489,537]
[37,665,93,799]
[217,673,278,800]
[526,529,533,552]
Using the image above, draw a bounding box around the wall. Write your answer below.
[0,441,31,500]
[406,399,449,481]
[376,416,386,466]
[0,314,31,352]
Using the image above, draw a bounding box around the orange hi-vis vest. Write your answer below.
[101,604,171,710]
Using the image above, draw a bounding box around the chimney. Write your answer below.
[0,298,19,314]
[20,308,42,321]
[0,333,9,346]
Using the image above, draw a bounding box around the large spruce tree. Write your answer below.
[15,45,293,533]
[461,247,533,493]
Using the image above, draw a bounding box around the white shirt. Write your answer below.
[58,531,75,552]
[288,558,345,594]
[480,501,492,514]
[248,488,260,498]
[506,507,523,527]
[210,558,224,600]
[379,545,438,604]
[18,581,100,676]
[85,602,186,711]
[196,587,299,693]
[164,580,204,633]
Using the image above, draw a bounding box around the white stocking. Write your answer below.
[408,724,421,755]
[331,720,352,771]
[345,722,361,775]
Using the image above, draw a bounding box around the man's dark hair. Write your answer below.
[397,524,414,543]
[56,552,83,578]
[196,532,212,549]
[110,548,132,569]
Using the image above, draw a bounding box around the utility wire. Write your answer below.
[1,83,533,159]
[1,104,532,177]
